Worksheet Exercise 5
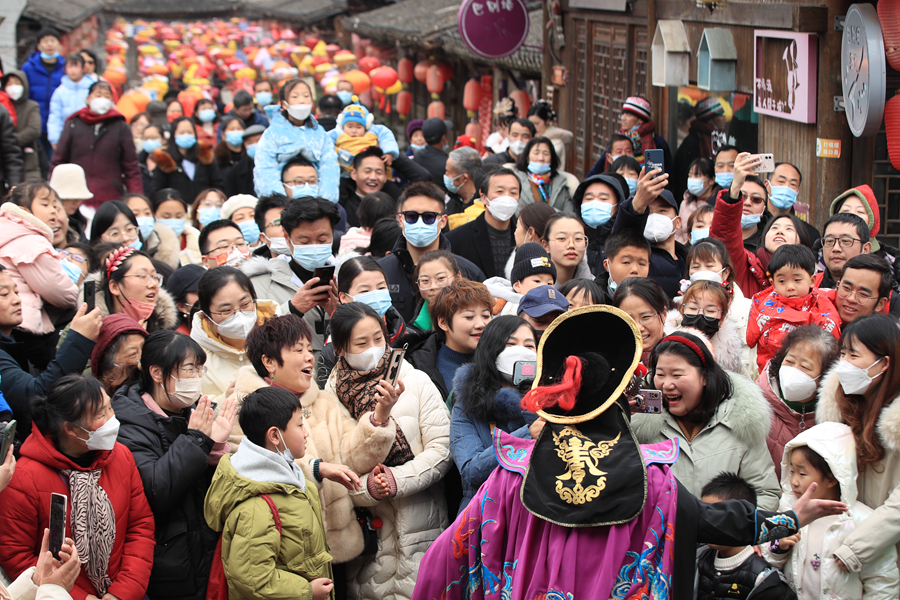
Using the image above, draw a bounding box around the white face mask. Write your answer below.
[508,140,527,157]
[486,195,518,222]
[268,236,290,256]
[212,309,257,340]
[344,344,385,372]
[285,103,312,121]
[168,375,202,409]
[219,247,248,268]
[77,416,120,451]
[690,269,724,284]
[89,97,113,115]
[836,358,883,396]
[5,85,24,101]
[276,429,295,464]
[495,346,537,382]
[778,365,819,403]
[643,213,675,243]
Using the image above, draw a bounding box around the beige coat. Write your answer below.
[231,365,396,564]
[180,225,203,266]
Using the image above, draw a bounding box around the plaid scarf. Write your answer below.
[526,172,552,204]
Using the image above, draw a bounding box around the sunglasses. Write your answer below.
[401,211,440,225]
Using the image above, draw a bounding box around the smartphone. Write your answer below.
[644,149,665,179]
[512,361,537,385]
[633,390,663,414]
[751,153,775,173]
[0,420,15,463]
[314,265,335,285]
[386,344,407,389]
[48,493,67,560]
[83,280,96,313]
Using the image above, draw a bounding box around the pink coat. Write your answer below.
[757,362,818,479]
[0,202,78,334]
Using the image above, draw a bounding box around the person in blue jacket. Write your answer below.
[47,54,93,146]
[20,28,66,159]
[253,78,339,202]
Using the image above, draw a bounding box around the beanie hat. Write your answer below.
[337,97,373,130]
[221,194,258,220]
[622,97,652,121]
[454,134,478,150]
[90,314,147,376]
[830,184,881,251]
[36,28,60,43]
[695,97,725,122]
[407,119,424,141]
[511,243,557,284]
[49,164,94,200]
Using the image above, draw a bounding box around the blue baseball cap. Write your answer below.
[517,285,570,318]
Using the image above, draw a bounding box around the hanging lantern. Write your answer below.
[465,122,483,152]
[358,56,381,74]
[340,69,371,94]
[885,94,900,171]
[463,79,483,118]
[384,79,403,95]
[433,61,454,83]
[427,100,445,119]
[414,60,434,83]
[370,66,399,91]
[880,0,900,71]
[426,65,444,98]
[398,58,414,84]
[396,90,412,116]
[509,90,531,117]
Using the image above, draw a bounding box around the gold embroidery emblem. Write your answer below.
[552,427,620,504]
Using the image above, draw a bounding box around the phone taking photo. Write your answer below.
[513,361,537,385]
[632,390,663,414]
[0,420,15,463]
[386,344,407,389]
[751,153,775,173]
[49,493,67,560]
[83,280,96,313]
[644,149,665,179]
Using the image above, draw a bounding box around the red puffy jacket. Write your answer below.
[710,188,770,297]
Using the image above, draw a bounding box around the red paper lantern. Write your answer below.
[398,58,414,85]
[414,60,434,84]
[434,61,454,83]
[885,94,900,171]
[880,0,900,71]
[396,90,412,116]
[463,79,483,116]
[426,65,444,97]
[509,90,531,117]
[370,66,399,91]
[427,100,446,119]
[304,37,319,49]
[358,56,381,75]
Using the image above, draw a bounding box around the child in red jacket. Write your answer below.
[748,245,840,373]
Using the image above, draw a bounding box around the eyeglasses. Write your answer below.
[283,177,318,187]
[198,199,224,209]
[60,250,86,263]
[207,299,256,319]
[264,218,282,230]
[683,304,724,318]
[103,225,138,242]
[551,234,588,245]
[741,194,765,206]
[123,272,163,287]
[822,236,862,249]
[209,240,249,255]
[837,283,875,304]
[417,273,452,290]
[178,365,208,378]
[401,211,440,225]
[636,312,662,326]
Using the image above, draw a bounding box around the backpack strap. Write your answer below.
[259,494,282,535]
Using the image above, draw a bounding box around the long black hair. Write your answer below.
[90,200,138,244]
[196,266,257,315]
[337,256,387,296]
[330,302,385,355]
[515,136,560,179]
[139,330,207,394]
[30,374,105,443]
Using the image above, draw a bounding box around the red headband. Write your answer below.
[106,246,136,279]
[665,335,707,366]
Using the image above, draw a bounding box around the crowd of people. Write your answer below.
[0,22,900,600]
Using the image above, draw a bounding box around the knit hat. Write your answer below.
[165,264,205,304]
[406,119,424,141]
[830,184,880,251]
[511,243,557,284]
[36,28,60,43]
[221,194,258,220]
[90,314,147,376]
[695,97,725,122]
[622,97,652,121]
[454,134,478,150]
[337,97,373,130]
[49,164,94,200]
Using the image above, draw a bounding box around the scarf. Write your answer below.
[621,119,659,166]
[334,346,415,467]
[68,106,124,126]
[688,120,720,159]
[526,172,552,204]
[62,468,115,596]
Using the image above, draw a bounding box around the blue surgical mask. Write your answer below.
[687,178,708,197]
[292,243,332,271]
[410,144,426,152]
[740,213,762,230]
[256,92,272,107]
[337,91,354,105]
[246,143,258,159]
[770,186,798,211]
[404,218,440,248]
[290,183,319,199]
[353,289,392,318]
[691,227,710,244]
[197,207,221,227]
[225,130,244,147]
[158,218,187,237]
[581,200,613,229]
[175,135,196,150]
[59,258,82,284]
[137,216,155,239]
[528,162,551,175]
[715,172,734,188]
[608,277,618,292]
[129,238,143,251]
[40,51,60,61]
[443,173,462,194]
[198,109,216,123]
[624,178,638,197]
[239,220,261,245]
[142,139,162,154]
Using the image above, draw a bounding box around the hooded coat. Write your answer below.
[46,75,92,145]
[77,270,178,334]
[150,143,223,204]
[570,174,623,276]
[764,422,899,600]
[2,70,42,180]
[20,52,64,133]
[757,362,818,479]
[829,186,900,286]
[631,371,781,510]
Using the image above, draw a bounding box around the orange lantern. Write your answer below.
[370,66,399,92]
[358,56,381,75]
[398,58,414,84]
[463,79,482,117]
[340,69,371,94]
[880,0,900,71]
[396,90,412,116]
[509,90,531,117]
[434,61,454,83]
[426,65,444,98]
[427,100,445,119]
[464,123,483,152]
[414,60,434,84]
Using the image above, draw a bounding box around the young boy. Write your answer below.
[492,243,557,315]
[328,98,399,175]
[204,387,336,600]
[597,229,651,298]
[697,473,796,600]
[517,285,569,335]
[765,423,899,599]
[747,245,840,373]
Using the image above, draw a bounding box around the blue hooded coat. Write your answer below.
[20,52,65,134]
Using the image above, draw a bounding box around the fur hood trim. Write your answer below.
[717,371,773,446]
[147,224,180,269]
[80,270,179,330]
[240,255,276,279]
[151,143,215,174]
[451,363,525,424]
[817,367,900,452]
[0,202,53,239]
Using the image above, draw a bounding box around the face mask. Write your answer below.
[292,243,332,271]
[268,236,290,256]
[142,138,162,154]
[217,247,249,268]
[404,218,440,248]
[59,258,82,285]
[285,103,312,121]
[495,346,537,382]
[158,218,186,237]
[77,416,120,451]
[40,52,60,61]
[487,195,518,222]
[5,85,23,101]
[344,344,385,372]
[276,430,295,464]
[168,375,202,409]
[134,138,144,153]
[121,296,156,322]
[836,358,883,396]
[770,186,798,211]
[740,213,761,230]
[508,140,527,157]
[715,172,734,188]
[213,308,258,340]
[225,130,244,147]
[198,109,217,123]
[690,227,710,244]
[89,97,112,115]
[690,269,724,285]
[137,216,155,239]
[197,207,221,227]
[290,183,319,199]
[581,200,613,229]
[256,92,273,107]
[608,277,618,292]
[337,91,354,105]
[778,365,819,403]
[246,143,258,159]
[528,162,551,175]
[352,289,392,318]
[681,313,721,338]
[239,220,261,245]
[625,177,638,197]
[443,174,462,194]
[687,178,708,196]
[175,135,197,150]
[128,237,143,251]
[168,113,180,124]
[410,143,426,152]
[643,213,675,243]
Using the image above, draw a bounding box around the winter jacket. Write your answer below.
[112,383,221,600]
[203,444,333,600]
[47,76,92,145]
[339,155,431,229]
[710,188,772,298]
[696,546,796,600]
[0,106,23,193]
[3,70,42,180]
[2,567,75,600]
[449,364,537,512]
[817,370,900,572]
[0,427,156,600]
[253,106,339,201]
[632,371,781,510]
[764,422,900,600]
[327,123,399,159]
[150,144,223,204]
[230,365,395,563]
[747,288,840,373]
[0,203,78,334]
[325,359,452,600]
[512,168,574,215]
[397,329,449,399]
[20,52,65,133]
[176,225,204,266]
[444,212,516,280]
[757,362,818,479]
[413,145,449,190]
[143,223,181,269]
[50,112,143,207]
[77,270,178,334]
[194,122,218,149]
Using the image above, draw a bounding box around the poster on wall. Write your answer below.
[753,30,818,124]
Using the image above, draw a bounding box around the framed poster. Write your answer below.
[753,30,818,123]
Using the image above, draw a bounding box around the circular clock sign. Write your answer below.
[842,3,887,138]
[458,0,530,60]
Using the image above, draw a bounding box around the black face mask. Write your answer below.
[681,313,721,339]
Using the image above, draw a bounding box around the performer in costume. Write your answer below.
[411,305,847,600]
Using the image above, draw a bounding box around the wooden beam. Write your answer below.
[655,1,828,32]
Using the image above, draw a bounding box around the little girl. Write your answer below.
[668,280,742,373]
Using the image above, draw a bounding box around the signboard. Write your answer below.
[458,0,530,60]
[842,4,886,138]
[753,30,818,123]
[816,138,842,158]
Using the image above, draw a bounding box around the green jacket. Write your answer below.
[204,453,333,600]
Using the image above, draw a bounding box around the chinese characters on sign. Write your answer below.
[753,31,818,124]
[458,0,530,60]
[816,138,842,159]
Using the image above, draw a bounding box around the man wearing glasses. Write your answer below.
[198,219,251,270]
[827,254,900,324]
[816,213,872,290]
[251,194,291,259]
